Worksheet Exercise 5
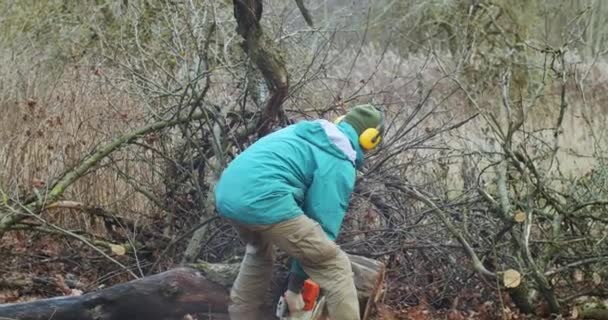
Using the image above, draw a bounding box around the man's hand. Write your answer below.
[284,289,305,314]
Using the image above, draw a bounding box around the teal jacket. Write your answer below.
[214,119,363,277]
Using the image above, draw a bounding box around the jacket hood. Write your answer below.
[294,119,364,169]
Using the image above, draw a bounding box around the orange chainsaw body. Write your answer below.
[302,279,320,311]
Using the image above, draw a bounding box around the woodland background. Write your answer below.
[1,0,608,319]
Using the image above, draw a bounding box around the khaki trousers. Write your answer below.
[228,214,360,320]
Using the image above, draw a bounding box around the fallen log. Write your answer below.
[192,253,386,319]
[0,254,385,320]
[0,268,230,320]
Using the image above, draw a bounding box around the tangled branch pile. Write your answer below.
[1,0,608,318]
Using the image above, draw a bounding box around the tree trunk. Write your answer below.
[0,255,385,320]
[507,281,535,314]
[0,268,230,320]
[233,0,289,137]
[188,254,386,319]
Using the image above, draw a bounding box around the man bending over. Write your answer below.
[214,104,385,320]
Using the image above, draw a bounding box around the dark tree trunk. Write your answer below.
[0,268,230,320]
[233,0,289,137]
[0,255,385,320]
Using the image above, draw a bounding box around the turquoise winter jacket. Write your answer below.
[214,119,363,277]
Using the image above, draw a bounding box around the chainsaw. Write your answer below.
[275,278,326,320]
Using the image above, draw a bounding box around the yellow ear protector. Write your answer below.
[333,113,384,151]
[358,117,384,150]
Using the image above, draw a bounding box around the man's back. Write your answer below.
[214,120,357,234]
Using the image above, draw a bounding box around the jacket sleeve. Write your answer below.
[290,163,356,278]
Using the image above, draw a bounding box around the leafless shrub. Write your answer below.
[2,1,608,317]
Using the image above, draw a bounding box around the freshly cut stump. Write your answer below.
[349,254,386,320]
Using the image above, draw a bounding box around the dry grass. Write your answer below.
[315,45,608,196]
[0,54,159,234]
[3,43,608,228]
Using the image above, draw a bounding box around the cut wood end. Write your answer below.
[503,269,521,288]
[110,244,126,256]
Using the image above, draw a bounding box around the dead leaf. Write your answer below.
[54,274,71,295]
[69,289,83,296]
[573,269,584,282]
[110,244,126,256]
[32,178,45,188]
[537,301,551,318]
[375,303,396,320]
[503,269,521,288]
[476,301,495,320]
[402,305,429,320]
[0,290,19,303]
[447,309,464,320]
[27,99,37,109]
[145,133,158,144]
[592,272,601,285]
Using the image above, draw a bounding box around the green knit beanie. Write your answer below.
[342,104,383,136]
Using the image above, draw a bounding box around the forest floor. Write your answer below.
[0,234,567,320]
